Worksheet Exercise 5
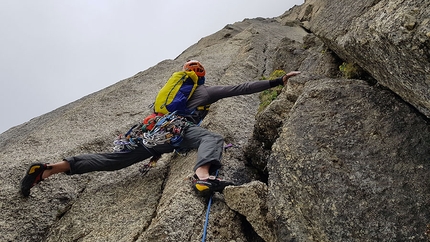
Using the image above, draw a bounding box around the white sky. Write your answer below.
[0,0,303,134]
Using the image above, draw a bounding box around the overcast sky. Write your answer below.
[0,0,303,134]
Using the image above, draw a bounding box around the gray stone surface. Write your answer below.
[293,0,430,118]
[268,79,430,241]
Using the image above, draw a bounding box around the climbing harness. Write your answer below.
[113,111,191,152]
[113,112,193,176]
[142,111,192,148]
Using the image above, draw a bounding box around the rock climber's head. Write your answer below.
[183,60,206,85]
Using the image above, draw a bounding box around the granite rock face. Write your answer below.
[267,78,429,241]
[1,1,429,242]
[290,0,430,118]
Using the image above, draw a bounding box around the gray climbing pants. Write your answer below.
[64,125,224,175]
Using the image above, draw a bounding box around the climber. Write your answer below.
[20,60,301,197]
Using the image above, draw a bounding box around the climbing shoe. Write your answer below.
[20,163,50,197]
[192,175,234,196]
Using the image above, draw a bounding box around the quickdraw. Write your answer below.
[113,124,143,152]
[139,155,161,176]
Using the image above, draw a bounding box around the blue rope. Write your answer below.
[202,194,213,242]
[201,170,218,242]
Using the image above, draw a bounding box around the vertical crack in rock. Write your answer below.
[134,162,171,241]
